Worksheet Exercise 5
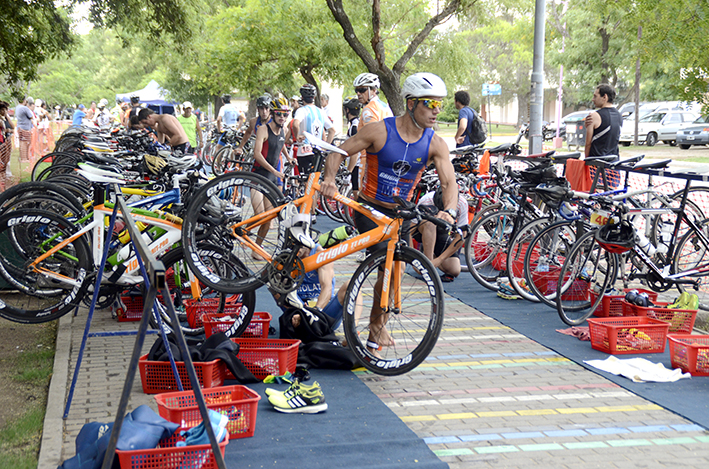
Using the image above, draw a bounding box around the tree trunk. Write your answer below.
[325,0,464,117]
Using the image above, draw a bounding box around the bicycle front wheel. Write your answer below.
[556,230,618,326]
[674,219,709,311]
[182,171,286,293]
[0,209,92,323]
[342,246,444,375]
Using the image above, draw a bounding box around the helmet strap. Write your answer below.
[407,100,424,130]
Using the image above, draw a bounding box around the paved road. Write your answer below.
[41,252,709,468]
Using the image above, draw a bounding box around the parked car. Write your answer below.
[618,102,646,118]
[562,110,591,150]
[619,110,698,146]
[677,115,709,149]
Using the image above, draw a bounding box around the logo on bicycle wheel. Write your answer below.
[392,160,411,177]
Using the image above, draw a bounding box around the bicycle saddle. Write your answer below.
[449,144,481,155]
[85,152,121,166]
[632,159,672,170]
[77,161,125,179]
[485,143,512,154]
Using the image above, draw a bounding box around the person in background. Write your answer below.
[54,105,62,121]
[86,101,97,121]
[0,101,13,182]
[110,99,124,124]
[176,101,202,153]
[235,95,271,156]
[414,186,468,282]
[138,108,190,152]
[35,99,51,153]
[94,99,112,130]
[215,94,239,155]
[15,96,35,162]
[321,93,334,124]
[453,90,477,148]
[584,83,622,158]
[122,94,141,127]
[292,83,334,175]
[290,95,301,117]
[72,104,86,127]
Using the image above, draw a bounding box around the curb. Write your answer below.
[38,312,73,468]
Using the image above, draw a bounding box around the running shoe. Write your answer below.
[265,380,321,399]
[497,282,521,300]
[269,387,328,414]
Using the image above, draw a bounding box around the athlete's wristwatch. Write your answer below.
[444,209,457,219]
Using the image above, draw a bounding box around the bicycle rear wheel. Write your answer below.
[342,246,444,375]
[464,210,518,291]
[0,209,92,323]
[182,171,286,293]
[556,230,617,326]
[506,217,553,302]
[524,220,579,308]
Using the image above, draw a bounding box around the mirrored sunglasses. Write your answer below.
[273,111,289,117]
[418,99,442,110]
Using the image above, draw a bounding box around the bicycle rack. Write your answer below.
[60,183,225,469]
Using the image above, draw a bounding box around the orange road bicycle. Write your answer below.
[182,136,455,375]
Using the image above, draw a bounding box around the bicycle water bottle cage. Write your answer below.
[279,203,316,249]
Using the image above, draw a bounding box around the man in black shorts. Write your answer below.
[321,72,458,354]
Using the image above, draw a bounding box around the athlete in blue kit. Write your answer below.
[321,72,458,354]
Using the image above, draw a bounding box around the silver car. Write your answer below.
[677,115,709,149]
[620,110,698,146]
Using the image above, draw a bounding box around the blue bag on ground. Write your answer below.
[58,404,179,469]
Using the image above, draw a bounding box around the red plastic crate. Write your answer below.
[116,428,228,469]
[230,338,300,380]
[587,317,670,355]
[155,385,261,438]
[184,298,249,329]
[203,311,272,338]
[471,241,506,272]
[621,301,697,333]
[117,295,144,322]
[139,354,226,394]
[591,288,659,318]
[544,276,590,302]
[668,334,709,376]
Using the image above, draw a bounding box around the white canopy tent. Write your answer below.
[116,80,177,114]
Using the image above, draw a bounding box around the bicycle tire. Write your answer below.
[35,163,79,181]
[321,191,344,223]
[674,218,709,311]
[182,171,287,294]
[0,209,92,323]
[0,182,85,218]
[150,246,256,337]
[506,217,554,302]
[464,209,520,291]
[342,246,444,375]
[212,146,246,176]
[556,230,617,326]
[524,220,580,308]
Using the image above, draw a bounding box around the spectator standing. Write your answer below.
[453,90,477,148]
[72,104,86,127]
[35,99,52,153]
[15,96,35,163]
[122,94,141,127]
[86,101,97,121]
[54,105,62,121]
[0,101,13,183]
[584,83,622,158]
[94,99,112,130]
[215,94,239,154]
[110,99,124,124]
[176,101,202,152]
[321,93,335,124]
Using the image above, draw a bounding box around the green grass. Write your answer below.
[0,322,57,469]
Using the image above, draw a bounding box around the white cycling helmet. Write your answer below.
[99,98,108,108]
[401,73,447,100]
[353,73,380,89]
